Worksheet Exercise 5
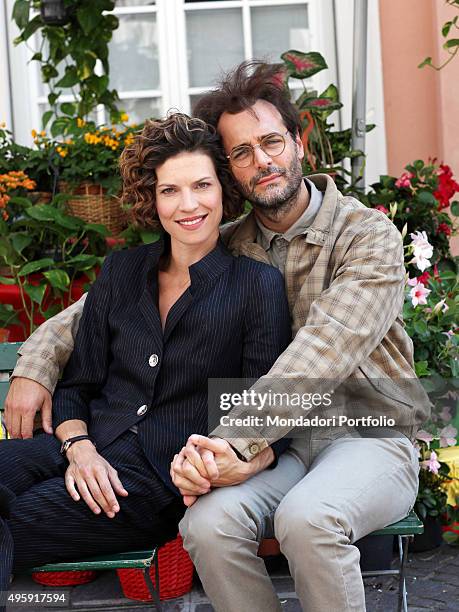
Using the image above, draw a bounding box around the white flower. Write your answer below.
[432,299,449,314]
[409,231,433,272]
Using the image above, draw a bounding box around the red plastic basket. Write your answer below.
[117,535,194,601]
[32,570,97,586]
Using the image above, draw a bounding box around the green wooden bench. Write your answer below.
[0,342,424,611]
[0,342,163,610]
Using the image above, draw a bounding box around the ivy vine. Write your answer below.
[12,0,122,135]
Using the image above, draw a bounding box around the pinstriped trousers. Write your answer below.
[0,431,184,593]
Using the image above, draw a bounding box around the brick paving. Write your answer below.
[8,543,459,611]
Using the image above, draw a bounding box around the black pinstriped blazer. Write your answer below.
[53,237,292,493]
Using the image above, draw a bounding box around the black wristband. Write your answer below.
[60,435,95,456]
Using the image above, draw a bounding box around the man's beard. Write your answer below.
[236,157,304,222]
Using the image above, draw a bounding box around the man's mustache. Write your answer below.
[250,167,286,189]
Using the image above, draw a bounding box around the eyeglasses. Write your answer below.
[227,131,289,168]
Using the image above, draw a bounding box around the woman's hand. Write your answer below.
[65,441,128,518]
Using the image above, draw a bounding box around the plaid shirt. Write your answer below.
[13,175,430,462]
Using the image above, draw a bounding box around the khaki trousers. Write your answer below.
[179,436,419,612]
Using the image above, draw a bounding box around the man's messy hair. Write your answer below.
[193,61,302,137]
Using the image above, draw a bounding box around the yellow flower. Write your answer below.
[77,118,86,128]
[40,131,46,137]
[31,129,37,138]
[120,113,129,122]
[0,122,6,128]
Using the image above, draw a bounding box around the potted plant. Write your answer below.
[49,116,140,235]
[365,160,459,549]
[0,172,109,337]
[0,124,55,199]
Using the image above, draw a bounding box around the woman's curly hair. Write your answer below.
[119,113,244,228]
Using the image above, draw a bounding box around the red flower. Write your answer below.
[375,205,389,214]
[433,163,459,209]
[437,222,452,236]
[417,271,431,285]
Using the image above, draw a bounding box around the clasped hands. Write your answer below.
[170,435,253,507]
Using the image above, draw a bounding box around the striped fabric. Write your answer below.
[51,238,292,493]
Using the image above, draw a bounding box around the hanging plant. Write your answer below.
[12,0,122,135]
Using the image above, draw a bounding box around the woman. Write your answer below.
[0,113,291,586]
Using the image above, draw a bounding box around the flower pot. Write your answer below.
[59,181,127,236]
[356,534,394,571]
[409,516,443,552]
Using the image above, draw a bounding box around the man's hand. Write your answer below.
[170,435,275,506]
[4,377,53,439]
[65,440,128,518]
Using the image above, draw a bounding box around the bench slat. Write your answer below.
[31,550,157,572]
[371,510,424,535]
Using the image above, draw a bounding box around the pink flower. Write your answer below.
[421,450,441,474]
[407,277,418,287]
[439,425,457,447]
[409,231,433,272]
[409,282,431,307]
[439,406,452,422]
[443,329,455,339]
[416,429,434,446]
[395,172,414,188]
[375,205,389,214]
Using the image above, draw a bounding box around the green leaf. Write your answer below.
[18,258,55,276]
[31,52,42,62]
[24,282,47,306]
[84,223,110,236]
[25,204,60,223]
[451,201,459,216]
[442,21,453,37]
[301,97,342,113]
[50,117,70,137]
[76,5,103,35]
[281,50,327,79]
[0,276,17,285]
[445,38,459,48]
[417,190,438,205]
[414,360,430,377]
[48,92,59,106]
[66,254,99,269]
[43,269,70,291]
[42,110,54,129]
[60,102,77,116]
[55,66,79,88]
[11,233,32,255]
[418,57,432,69]
[414,319,428,335]
[13,15,42,45]
[140,230,161,244]
[54,211,84,230]
[12,0,30,29]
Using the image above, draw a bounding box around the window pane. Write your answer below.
[119,98,162,124]
[115,1,155,6]
[252,5,309,62]
[109,14,159,92]
[186,9,244,88]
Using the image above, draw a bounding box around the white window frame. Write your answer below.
[2,0,387,186]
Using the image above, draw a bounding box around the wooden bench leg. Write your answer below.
[143,548,162,611]
[397,535,410,612]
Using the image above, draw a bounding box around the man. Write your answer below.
[4,62,427,611]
